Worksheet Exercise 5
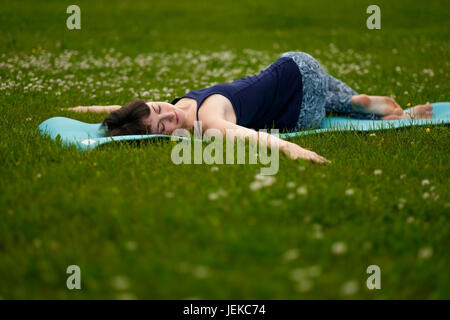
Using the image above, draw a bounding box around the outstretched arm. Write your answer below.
[202,118,331,164]
[63,105,122,113]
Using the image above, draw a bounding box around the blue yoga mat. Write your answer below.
[38,102,450,151]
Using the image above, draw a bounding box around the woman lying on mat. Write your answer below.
[67,51,434,164]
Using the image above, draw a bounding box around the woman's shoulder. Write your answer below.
[198,94,237,125]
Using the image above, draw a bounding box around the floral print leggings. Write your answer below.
[280,51,381,130]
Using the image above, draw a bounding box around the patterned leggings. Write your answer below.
[280,51,381,130]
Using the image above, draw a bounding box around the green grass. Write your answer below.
[0,0,449,299]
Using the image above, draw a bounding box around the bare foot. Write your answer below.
[381,104,434,120]
[351,94,404,116]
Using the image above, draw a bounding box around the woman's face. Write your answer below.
[143,101,186,134]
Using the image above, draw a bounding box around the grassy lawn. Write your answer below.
[0,0,449,299]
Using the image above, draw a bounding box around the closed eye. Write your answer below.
[158,105,165,133]
[151,104,164,133]
[155,105,165,133]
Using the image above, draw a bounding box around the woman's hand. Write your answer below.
[195,117,331,164]
[61,106,89,112]
[60,105,122,113]
[281,142,331,164]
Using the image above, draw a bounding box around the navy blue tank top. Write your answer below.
[170,56,303,131]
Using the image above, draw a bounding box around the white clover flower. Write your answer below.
[111,276,130,290]
[192,266,209,279]
[165,192,174,198]
[286,193,295,200]
[254,173,266,181]
[282,248,300,261]
[286,181,296,188]
[306,265,322,277]
[312,224,323,239]
[208,193,219,200]
[345,188,355,196]
[313,230,324,239]
[341,280,359,296]
[331,241,347,255]
[374,169,382,175]
[250,181,262,191]
[295,279,314,293]
[290,268,308,281]
[125,241,137,251]
[116,293,137,300]
[397,198,406,209]
[422,69,434,77]
[400,174,407,179]
[418,246,433,260]
[296,186,308,195]
[253,174,276,187]
[291,265,322,293]
[422,192,430,199]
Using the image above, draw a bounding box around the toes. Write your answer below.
[394,107,404,116]
[418,105,434,118]
[385,97,403,115]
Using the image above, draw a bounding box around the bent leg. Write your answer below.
[325,74,382,120]
[281,51,381,124]
[280,51,328,130]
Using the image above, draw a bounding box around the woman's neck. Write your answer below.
[175,98,197,131]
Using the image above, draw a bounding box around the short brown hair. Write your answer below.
[101,99,151,136]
